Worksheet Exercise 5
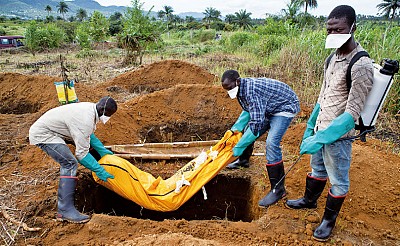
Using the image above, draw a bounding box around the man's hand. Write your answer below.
[232,128,258,157]
[300,136,323,155]
[95,169,114,182]
[299,112,355,155]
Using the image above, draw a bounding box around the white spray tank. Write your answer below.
[356,58,399,141]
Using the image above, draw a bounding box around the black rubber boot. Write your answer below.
[57,176,90,223]
[258,161,286,207]
[285,173,327,209]
[313,190,346,241]
[226,143,254,169]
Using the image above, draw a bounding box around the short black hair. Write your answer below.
[97,96,117,116]
[221,70,240,82]
[328,5,356,27]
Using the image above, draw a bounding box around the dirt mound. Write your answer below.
[0,59,399,245]
[0,73,61,115]
[102,60,218,98]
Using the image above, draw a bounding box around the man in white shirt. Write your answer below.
[29,96,117,223]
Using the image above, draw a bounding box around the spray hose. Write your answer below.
[272,154,304,193]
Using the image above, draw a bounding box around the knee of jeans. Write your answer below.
[330,185,349,196]
[266,138,280,150]
[60,158,78,170]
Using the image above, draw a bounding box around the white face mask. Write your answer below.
[227,86,239,99]
[325,34,351,49]
[99,96,111,124]
[99,115,110,124]
[325,22,354,49]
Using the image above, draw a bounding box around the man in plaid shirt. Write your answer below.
[286,5,374,241]
[221,69,300,207]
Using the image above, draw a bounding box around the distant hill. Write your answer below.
[0,0,127,19]
[178,12,204,20]
[0,0,206,20]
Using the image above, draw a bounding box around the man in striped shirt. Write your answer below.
[285,5,374,241]
[221,69,300,207]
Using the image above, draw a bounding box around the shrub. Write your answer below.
[24,21,65,54]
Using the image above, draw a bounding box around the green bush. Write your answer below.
[76,23,92,49]
[191,29,216,43]
[55,21,78,43]
[256,19,295,36]
[223,31,259,52]
[24,21,65,54]
[254,35,288,58]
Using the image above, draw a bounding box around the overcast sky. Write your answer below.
[95,0,384,18]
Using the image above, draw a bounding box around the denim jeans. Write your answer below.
[310,139,353,196]
[258,115,294,164]
[37,143,78,176]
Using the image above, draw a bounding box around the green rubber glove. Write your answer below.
[302,103,320,140]
[300,112,355,155]
[231,111,250,132]
[233,128,259,157]
[90,133,113,157]
[79,153,114,182]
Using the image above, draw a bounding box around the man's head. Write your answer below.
[327,5,356,35]
[221,70,240,90]
[96,96,117,119]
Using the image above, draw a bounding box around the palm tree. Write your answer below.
[282,0,301,22]
[57,1,69,20]
[157,10,165,20]
[76,8,87,22]
[202,7,221,28]
[45,5,52,16]
[234,9,253,30]
[162,6,174,29]
[185,16,196,23]
[377,0,400,22]
[163,6,174,21]
[224,14,235,24]
[294,0,318,14]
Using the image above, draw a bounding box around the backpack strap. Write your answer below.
[325,53,334,70]
[346,51,370,91]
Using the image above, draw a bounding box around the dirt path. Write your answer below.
[0,60,399,245]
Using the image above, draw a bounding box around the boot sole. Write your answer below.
[283,202,317,210]
[258,193,287,208]
[56,217,90,223]
[312,235,329,242]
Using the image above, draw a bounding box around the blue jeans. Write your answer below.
[258,116,294,164]
[37,143,78,176]
[310,139,353,196]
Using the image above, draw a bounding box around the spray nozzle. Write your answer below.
[380,59,399,75]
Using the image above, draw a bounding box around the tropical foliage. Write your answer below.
[377,0,400,21]
[120,0,162,65]
[57,1,69,20]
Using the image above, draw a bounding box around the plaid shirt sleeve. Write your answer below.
[239,78,300,134]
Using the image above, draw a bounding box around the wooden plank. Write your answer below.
[114,153,198,159]
[105,140,264,160]
[107,140,219,149]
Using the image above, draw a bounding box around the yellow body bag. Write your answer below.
[94,131,241,212]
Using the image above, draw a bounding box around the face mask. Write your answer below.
[99,96,110,124]
[227,86,239,99]
[325,34,351,49]
[325,22,354,49]
[99,115,110,124]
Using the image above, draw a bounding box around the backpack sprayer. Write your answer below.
[272,57,399,194]
[343,57,399,142]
